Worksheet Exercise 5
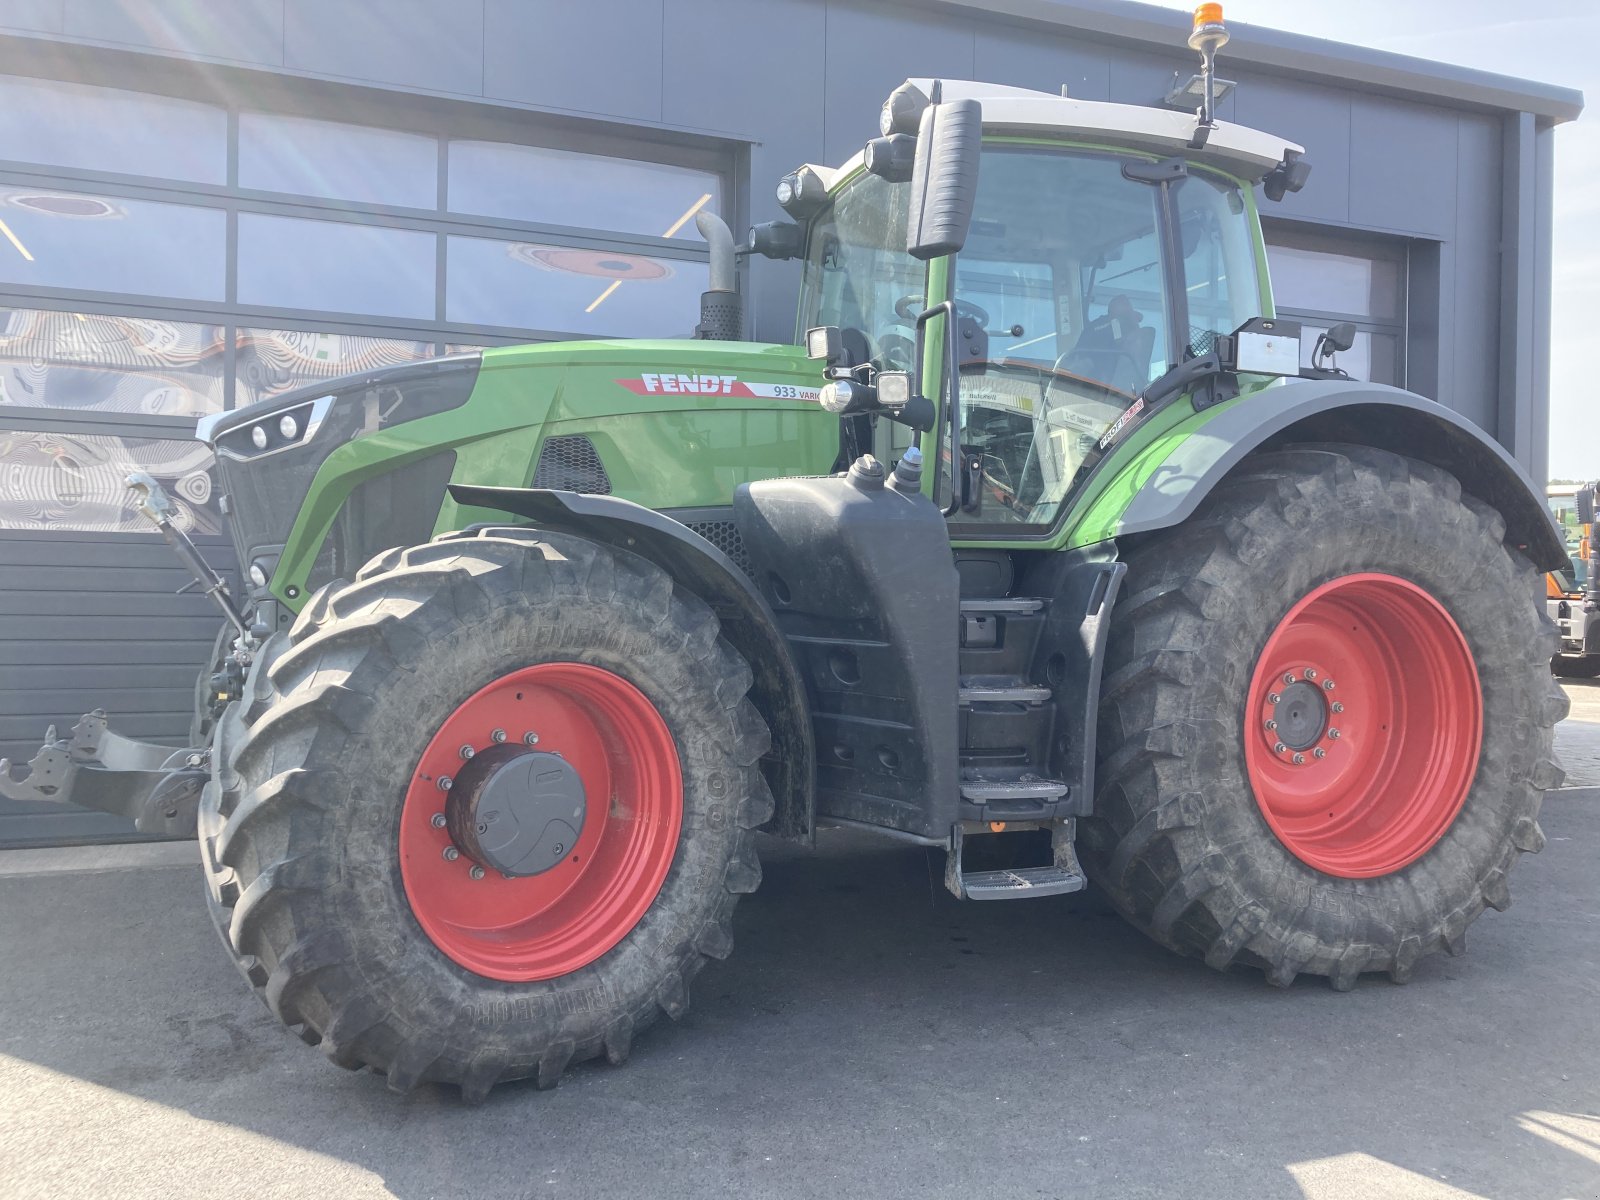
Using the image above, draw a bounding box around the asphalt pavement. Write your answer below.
[3,689,1600,1199]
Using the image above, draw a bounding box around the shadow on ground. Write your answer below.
[2,795,1599,1199]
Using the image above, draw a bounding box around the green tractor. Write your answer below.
[2,10,1568,1100]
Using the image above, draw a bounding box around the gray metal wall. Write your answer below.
[0,0,1576,844]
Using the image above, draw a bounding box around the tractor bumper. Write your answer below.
[0,710,205,837]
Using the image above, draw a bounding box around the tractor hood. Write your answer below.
[196,337,838,610]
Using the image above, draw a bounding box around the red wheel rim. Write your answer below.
[1244,573,1481,879]
[398,663,682,981]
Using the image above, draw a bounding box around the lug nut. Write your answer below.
[1274,742,1288,754]
[1328,728,1341,740]
[1332,702,1344,713]
[491,729,507,743]
[1293,753,1305,765]
[1284,673,1296,685]
[523,732,539,746]
[459,744,475,760]
[553,843,565,856]
[430,813,447,829]
[470,866,485,880]
[1314,748,1326,759]
[1304,668,1317,680]
[1265,719,1277,731]
[442,846,459,861]
[1323,679,1335,691]
[437,775,453,792]
[1267,692,1280,704]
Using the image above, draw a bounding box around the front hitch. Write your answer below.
[0,711,206,836]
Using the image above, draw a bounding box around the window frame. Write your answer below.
[0,57,739,423]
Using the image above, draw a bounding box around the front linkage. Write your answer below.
[0,474,252,837]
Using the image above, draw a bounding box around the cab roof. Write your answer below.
[817,78,1303,188]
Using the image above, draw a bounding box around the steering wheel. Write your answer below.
[893,295,991,327]
[877,332,916,371]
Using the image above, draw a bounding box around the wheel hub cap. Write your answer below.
[446,746,587,878]
[1270,680,1327,751]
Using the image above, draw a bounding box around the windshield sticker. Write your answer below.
[615,374,821,402]
[1097,397,1146,451]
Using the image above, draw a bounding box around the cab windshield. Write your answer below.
[802,145,1264,529]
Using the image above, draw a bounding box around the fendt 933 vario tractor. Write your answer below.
[2,8,1568,1099]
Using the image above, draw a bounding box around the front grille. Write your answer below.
[685,519,755,579]
[532,435,611,494]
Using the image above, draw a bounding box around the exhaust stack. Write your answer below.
[694,211,743,341]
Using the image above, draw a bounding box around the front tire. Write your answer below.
[198,527,772,1099]
[1083,445,1567,988]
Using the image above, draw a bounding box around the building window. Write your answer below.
[1265,229,1407,386]
[0,74,226,184]
[235,328,440,407]
[0,309,225,417]
[446,236,709,337]
[238,113,439,209]
[0,187,227,301]
[0,67,734,538]
[0,428,219,533]
[236,214,437,320]
[448,140,721,239]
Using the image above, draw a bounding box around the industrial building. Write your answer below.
[0,0,1582,843]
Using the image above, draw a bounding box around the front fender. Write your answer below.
[1109,380,1566,571]
[448,485,816,840]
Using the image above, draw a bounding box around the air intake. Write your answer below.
[532,435,611,494]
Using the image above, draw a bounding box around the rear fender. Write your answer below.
[448,485,816,839]
[1111,380,1566,571]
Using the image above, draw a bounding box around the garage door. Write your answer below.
[1264,228,1408,387]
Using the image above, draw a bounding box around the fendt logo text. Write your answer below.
[639,373,738,394]
[614,374,822,402]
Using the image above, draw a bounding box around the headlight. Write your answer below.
[279,413,299,440]
[248,559,271,587]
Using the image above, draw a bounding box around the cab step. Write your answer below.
[961,865,1087,900]
[958,597,1047,615]
[958,676,1051,706]
[959,767,1070,821]
[944,823,1087,901]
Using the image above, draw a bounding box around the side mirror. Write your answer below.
[1578,487,1595,526]
[906,99,981,261]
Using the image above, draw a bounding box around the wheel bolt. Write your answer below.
[430,813,446,829]
[459,744,475,760]
[1332,702,1344,713]
[1314,748,1326,759]
[1323,679,1335,691]
[1265,719,1277,730]
[1274,742,1288,754]
[1284,673,1296,685]
[442,846,459,861]
[523,732,539,746]
[1304,668,1317,680]
[1267,692,1280,704]
[1328,728,1341,740]
[437,775,453,792]
[469,866,485,880]
[1293,753,1305,765]
[491,729,507,744]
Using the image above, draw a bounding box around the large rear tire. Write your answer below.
[1083,444,1567,988]
[198,526,771,1099]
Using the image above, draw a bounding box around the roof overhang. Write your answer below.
[902,78,1302,182]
